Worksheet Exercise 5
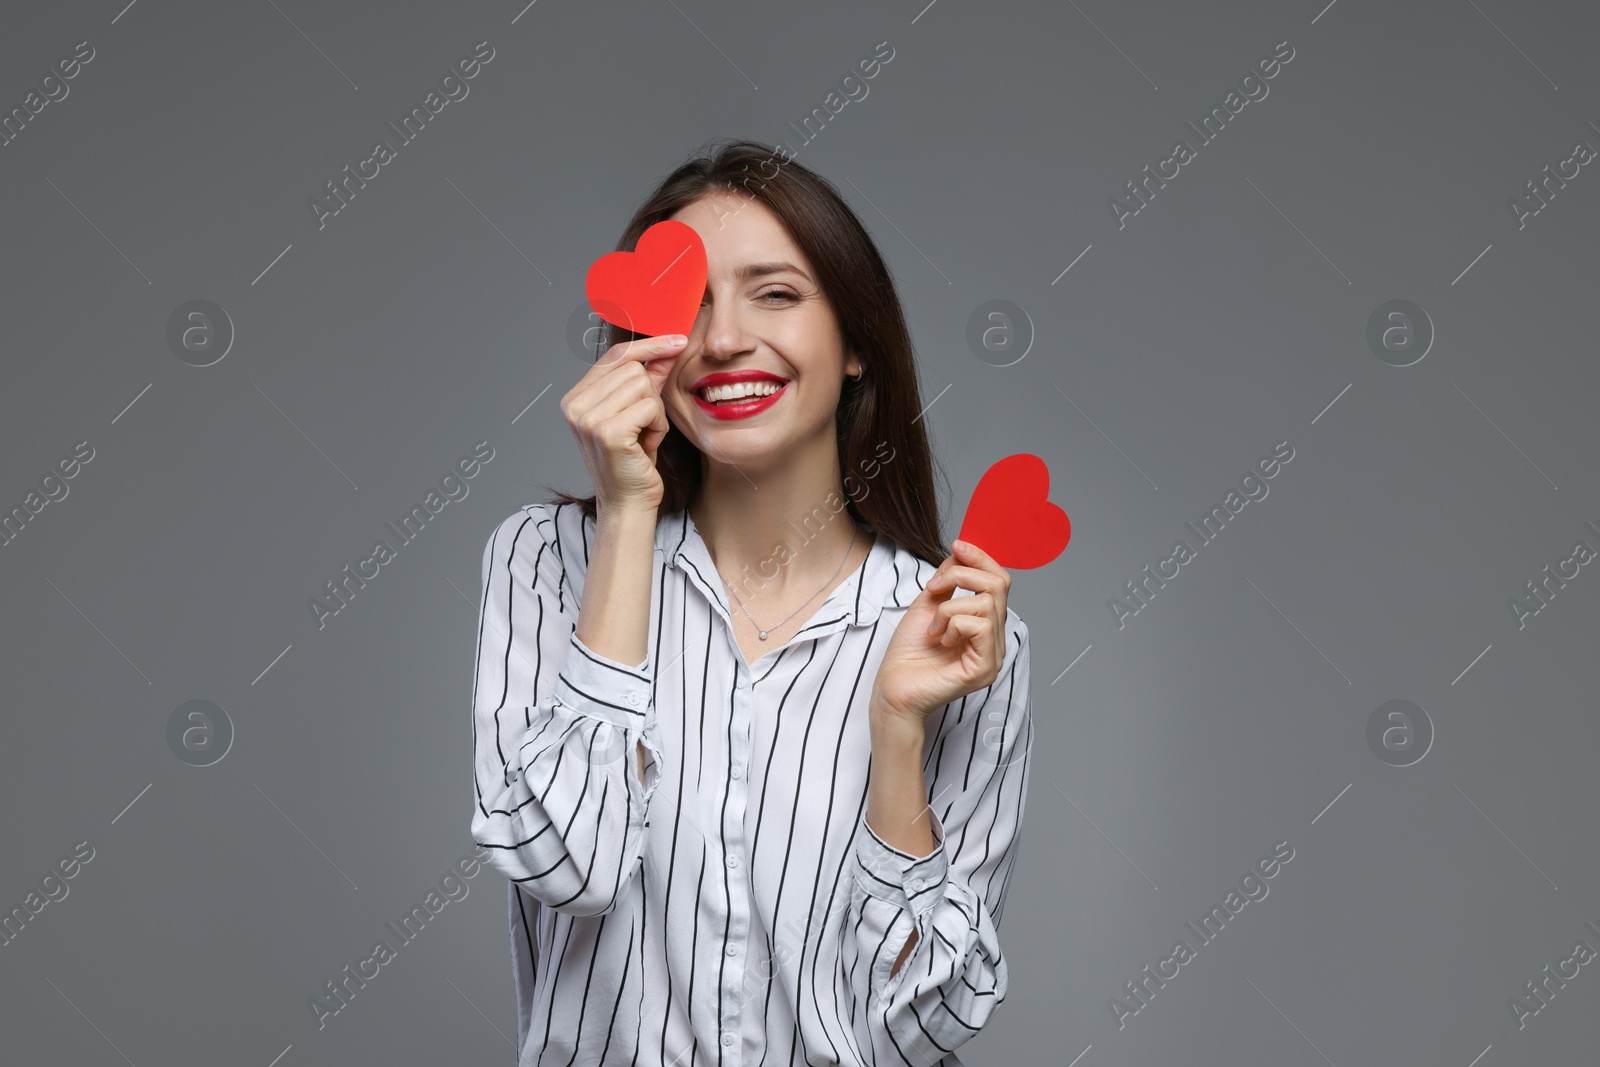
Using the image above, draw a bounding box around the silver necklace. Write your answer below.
[721,524,859,640]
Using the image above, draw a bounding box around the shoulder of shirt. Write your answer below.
[1007,608,1031,660]
[486,501,681,593]
[483,502,598,580]
[486,501,558,547]
[998,605,1031,665]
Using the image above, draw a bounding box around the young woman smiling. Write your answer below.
[470,140,1033,1067]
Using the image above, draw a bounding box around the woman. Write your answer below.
[470,140,1032,1067]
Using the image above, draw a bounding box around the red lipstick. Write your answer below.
[689,369,790,421]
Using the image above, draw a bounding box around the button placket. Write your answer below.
[719,668,754,1060]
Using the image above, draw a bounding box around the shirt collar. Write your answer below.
[655,508,928,627]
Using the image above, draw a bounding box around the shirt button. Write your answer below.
[726,853,739,868]
[730,766,743,780]
[726,943,737,957]
[722,1033,736,1047]
[626,692,640,707]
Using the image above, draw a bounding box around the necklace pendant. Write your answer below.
[758,630,768,640]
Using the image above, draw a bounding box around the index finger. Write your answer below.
[951,538,1005,576]
[591,332,687,370]
[583,332,688,389]
[953,539,1012,608]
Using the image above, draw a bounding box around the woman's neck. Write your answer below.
[689,436,861,601]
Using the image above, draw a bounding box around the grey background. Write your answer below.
[2,0,1597,1064]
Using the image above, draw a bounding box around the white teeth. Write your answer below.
[700,380,783,403]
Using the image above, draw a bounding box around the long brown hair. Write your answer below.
[546,138,948,566]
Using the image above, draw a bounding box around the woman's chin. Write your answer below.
[694,428,813,472]
[684,416,834,476]
[697,436,784,471]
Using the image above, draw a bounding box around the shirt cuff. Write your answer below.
[852,807,949,922]
[551,632,654,729]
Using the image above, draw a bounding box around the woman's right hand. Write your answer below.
[560,333,689,513]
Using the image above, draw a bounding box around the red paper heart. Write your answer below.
[958,454,1071,570]
[584,219,708,339]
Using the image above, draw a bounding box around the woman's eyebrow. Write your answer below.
[732,261,811,282]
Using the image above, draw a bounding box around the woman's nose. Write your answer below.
[696,299,750,359]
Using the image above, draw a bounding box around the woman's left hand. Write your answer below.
[871,539,1012,727]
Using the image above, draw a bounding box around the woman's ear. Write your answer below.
[844,352,863,380]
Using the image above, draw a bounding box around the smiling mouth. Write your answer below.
[695,380,787,405]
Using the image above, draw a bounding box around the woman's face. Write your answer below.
[659,191,860,473]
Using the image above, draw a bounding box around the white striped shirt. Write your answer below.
[469,502,1033,1067]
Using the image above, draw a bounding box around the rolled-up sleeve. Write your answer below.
[469,506,663,917]
[843,616,1033,1066]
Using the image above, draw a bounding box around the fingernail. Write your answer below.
[953,539,968,551]
[665,334,687,346]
